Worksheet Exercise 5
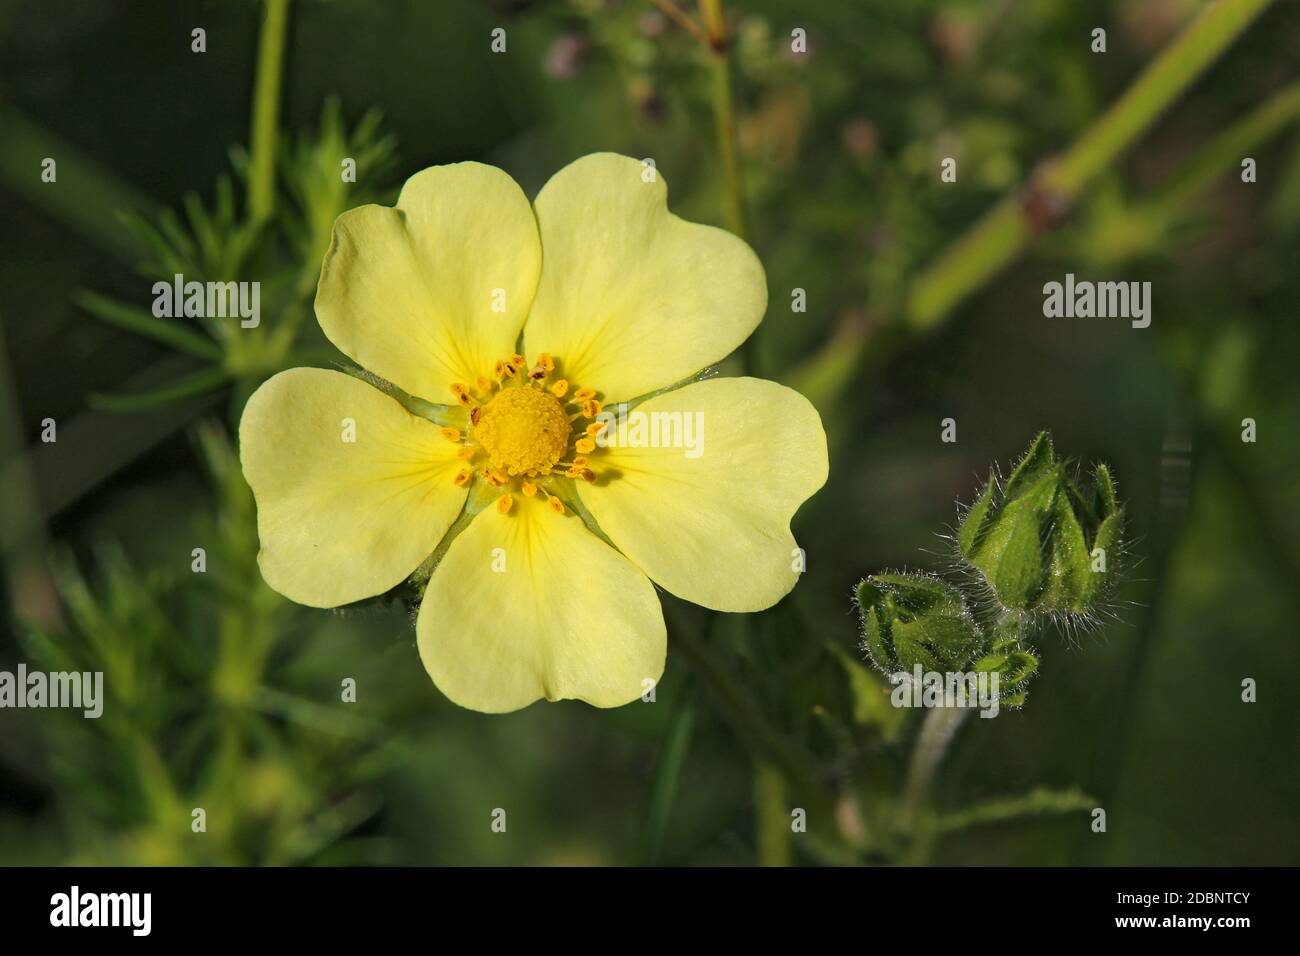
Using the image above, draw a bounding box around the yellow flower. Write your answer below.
[239,153,828,713]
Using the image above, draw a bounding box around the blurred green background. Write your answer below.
[1,0,1297,866]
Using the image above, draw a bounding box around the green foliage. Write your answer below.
[17,425,388,865]
[83,98,399,410]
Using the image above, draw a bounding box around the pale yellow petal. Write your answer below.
[239,368,467,608]
[578,377,827,612]
[315,163,541,403]
[417,492,665,713]
[523,153,766,401]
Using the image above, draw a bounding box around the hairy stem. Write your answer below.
[899,706,970,833]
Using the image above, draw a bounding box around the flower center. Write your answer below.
[442,353,606,516]
[472,385,570,477]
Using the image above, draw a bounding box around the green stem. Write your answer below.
[641,688,697,865]
[707,44,748,240]
[697,0,757,368]
[899,706,969,833]
[792,0,1278,413]
[754,760,791,866]
[1151,78,1300,217]
[668,610,830,800]
[906,0,1276,331]
[248,0,291,223]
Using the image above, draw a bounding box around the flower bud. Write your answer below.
[856,573,982,675]
[972,618,1039,709]
[957,432,1123,616]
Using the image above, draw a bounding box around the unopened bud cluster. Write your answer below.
[857,432,1125,710]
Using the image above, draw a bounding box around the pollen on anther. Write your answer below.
[457,447,476,460]
[573,387,596,402]
[497,494,514,514]
[440,427,462,442]
[550,380,569,398]
[575,438,596,454]
[585,422,606,437]
[580,399,602,418]
[547,495,565,515]
[522,481,538,497]
[453,470,471,487]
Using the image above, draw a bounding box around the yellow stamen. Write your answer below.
[522,481,538,497]
[575,438,596,455]
[457,447,476,460]
[573,387,596,402]
[580,399,602,418]
[453,470,471,487]
[440,427,462,442]
[550,379,569,398]
[547,495,565,515]
[497,494,514,514]
[585,422,607,438]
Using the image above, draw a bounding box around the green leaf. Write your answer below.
[89,366,230,412]
[968,472,1055,609]
[933,786,1095,836]
[76,290,222,361]
[1040,488,1091,611]
[1093,462,1118,518]
[957,470,996,558]
[1001,430,1055,501]
[827,643,902,736]
[1081,509,1124,605]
